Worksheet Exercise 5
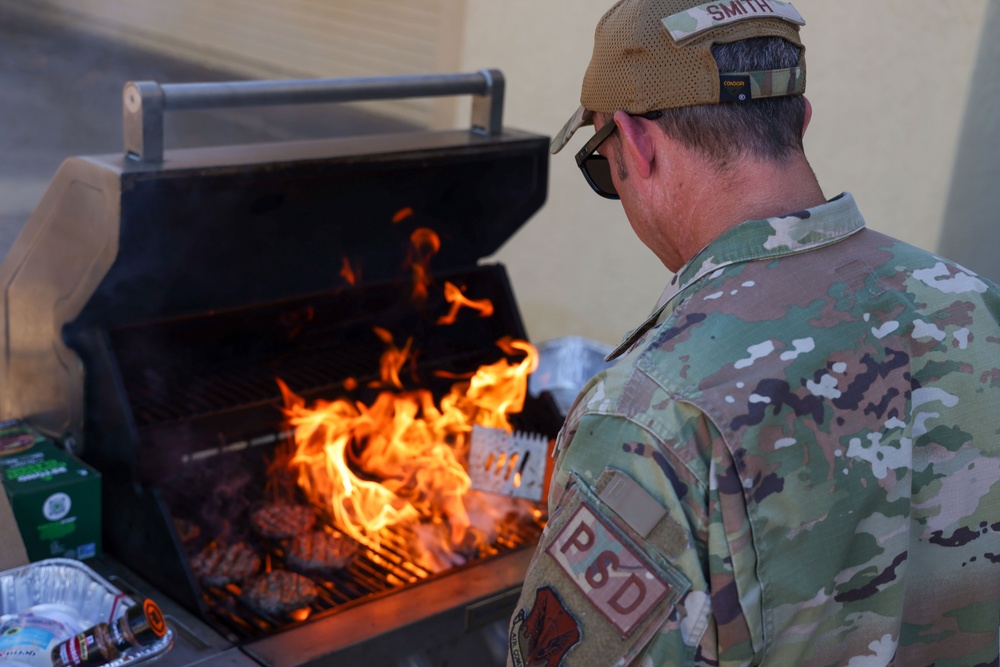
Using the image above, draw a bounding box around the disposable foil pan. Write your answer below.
[529,336,613,416]
[0,558,173,666]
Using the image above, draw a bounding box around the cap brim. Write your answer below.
[550,106,593,155]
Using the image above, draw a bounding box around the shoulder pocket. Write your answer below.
[510,472,691,667]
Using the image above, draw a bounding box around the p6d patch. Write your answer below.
[547,503,672,635]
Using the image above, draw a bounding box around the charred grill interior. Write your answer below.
[0,71,559,666]
[105,264,556,642]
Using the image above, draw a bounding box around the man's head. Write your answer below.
[554,0,810,197]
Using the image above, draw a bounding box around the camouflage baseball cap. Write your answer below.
[551,0,807,154]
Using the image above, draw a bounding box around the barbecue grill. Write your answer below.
[0,71,559,666]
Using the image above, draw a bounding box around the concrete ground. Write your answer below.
[0,6,417,263]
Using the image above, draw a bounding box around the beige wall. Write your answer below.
[15,0,467,127]
[937,1,1000,282]
[14,0,994,346]
[461,0,993,345]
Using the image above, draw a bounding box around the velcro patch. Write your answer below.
[662,1,805,43]
[547,504,671,636]
[596,469,667,538]
[717,67,804,102]
[509,586,580,667]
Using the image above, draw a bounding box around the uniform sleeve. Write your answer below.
[507,400,761,666]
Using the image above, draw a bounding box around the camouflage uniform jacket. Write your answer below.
[508,193,1000,667]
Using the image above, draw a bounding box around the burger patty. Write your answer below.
[250,503,315,539]
[243,570,319,616]
[286,530,359,572]
[191,541,261,587]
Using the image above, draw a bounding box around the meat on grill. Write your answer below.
[243,570,319,616]
[250,503,315,539]
[286,530,359,572]
[191,541,261,587]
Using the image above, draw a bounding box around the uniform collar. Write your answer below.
[606,193,866,361]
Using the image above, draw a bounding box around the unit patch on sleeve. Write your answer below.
[509,586,581,667]
[546,503,672,636]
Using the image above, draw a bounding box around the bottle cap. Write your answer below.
[121,599,167,647]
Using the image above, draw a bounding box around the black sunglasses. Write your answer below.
[574,111,664,199]
[574,120,620,200]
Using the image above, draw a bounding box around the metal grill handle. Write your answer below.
[122,69,506,164]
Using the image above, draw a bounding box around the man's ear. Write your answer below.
[802,96,812,138]
[614,111,655,180]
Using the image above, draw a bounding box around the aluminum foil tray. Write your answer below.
[529,336,613,416]
[0,558,173,666]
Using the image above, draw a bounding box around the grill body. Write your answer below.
[0,73,557,666]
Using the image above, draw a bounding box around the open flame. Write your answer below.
[280,218,540,572]
[405,228,441,303]
[340,256,358,286]
[437,281,494,325]
[280,336,537,571]
[392,206,415,224]
[370,327,414,390]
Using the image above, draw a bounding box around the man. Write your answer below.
[507,1,1000,665]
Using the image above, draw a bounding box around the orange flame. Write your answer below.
[405,229,440,303]
[288,608,311,622]
[340,257,358,286]
[439,337,538,431]
[370,327,414,390]
[280,382,421,549]
[392,207,415,224]
[280,337,538,570]
[437,282,494,325]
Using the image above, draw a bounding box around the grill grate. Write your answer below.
[196,510,542,641]
[108,266,529,428]
[161,430,547,643]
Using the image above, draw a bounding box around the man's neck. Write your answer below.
[662,151,826,270]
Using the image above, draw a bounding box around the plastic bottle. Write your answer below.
[0,604,86,667]
[49,599,166,667]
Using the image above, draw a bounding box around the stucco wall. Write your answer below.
[937,1,1000,282]
[12,0,466,127]
[9,0,993,346]
[461,0,993,345]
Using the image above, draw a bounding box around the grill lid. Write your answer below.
[0,71,549,447]
[71,128,548,330]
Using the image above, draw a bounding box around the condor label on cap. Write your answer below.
[663,1,805,42]
[719,75,752,102]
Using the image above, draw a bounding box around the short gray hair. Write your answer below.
[655,37,807,168]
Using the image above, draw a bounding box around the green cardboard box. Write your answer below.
[0,420,101,561]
